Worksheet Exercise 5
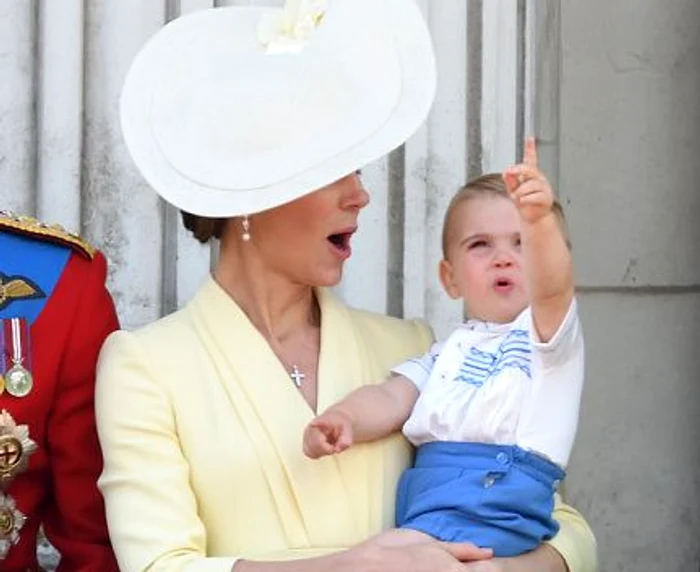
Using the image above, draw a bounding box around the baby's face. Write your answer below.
[439,195,528,323]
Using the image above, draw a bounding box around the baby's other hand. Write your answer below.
[302,410,354,459]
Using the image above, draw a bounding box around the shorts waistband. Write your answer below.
[414,441,565,485]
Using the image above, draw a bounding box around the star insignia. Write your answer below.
[0,492,26,559]
[0,410,38,489]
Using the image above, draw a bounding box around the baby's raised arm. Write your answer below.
[504,137,574,342]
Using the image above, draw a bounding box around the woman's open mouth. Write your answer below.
[327,231,354,259]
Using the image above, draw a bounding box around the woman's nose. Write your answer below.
[341,172,370,210]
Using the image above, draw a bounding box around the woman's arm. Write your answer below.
[545,495,598,572]
[463,544,565,572]
[235,498,596,572]
[234,539,492,572]
[96,331,237,572]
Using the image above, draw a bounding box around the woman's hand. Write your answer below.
[235,540,494,572]
[464,559,512,572]
[463,544,568,572]
[355,538,493,572]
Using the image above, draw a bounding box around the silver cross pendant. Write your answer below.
[290,365,305,387]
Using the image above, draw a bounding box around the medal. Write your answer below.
[0,410,37,489]
[0,492,26,559]
[3,366,32,398]
[0,327,4,396]
[2,319,33,398]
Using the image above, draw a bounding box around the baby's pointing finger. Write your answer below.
[523,136,538,167]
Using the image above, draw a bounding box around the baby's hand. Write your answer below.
[302,410,354,459]
[503,137,554,225]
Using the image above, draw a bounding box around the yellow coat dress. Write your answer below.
[95,278,596,572]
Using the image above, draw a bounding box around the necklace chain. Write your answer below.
[278,297,318,388]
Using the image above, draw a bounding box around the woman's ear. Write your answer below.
[438,259,461,300]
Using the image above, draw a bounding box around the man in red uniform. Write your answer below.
[0,210,119,571]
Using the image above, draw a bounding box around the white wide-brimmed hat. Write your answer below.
[120,0,436,217]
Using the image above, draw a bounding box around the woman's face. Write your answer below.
[243,172,370,287]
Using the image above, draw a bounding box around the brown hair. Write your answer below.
[180,211,226,244]
[441,173,569,258]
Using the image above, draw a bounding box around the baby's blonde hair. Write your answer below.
[441,173,570,259]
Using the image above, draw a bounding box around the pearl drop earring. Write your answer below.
[241,215,251,242]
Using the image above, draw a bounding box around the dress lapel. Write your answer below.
[189,279,372,544]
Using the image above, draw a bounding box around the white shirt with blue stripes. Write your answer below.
[393,300,584,468]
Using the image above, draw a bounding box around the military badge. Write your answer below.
[0,272,45,311]
[0,318,33,398]
[0,410,37,489]
[0,492,26,559]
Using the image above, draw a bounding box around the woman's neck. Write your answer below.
[213,239,318,342]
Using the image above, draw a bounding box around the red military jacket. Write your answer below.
[0,212,119,571]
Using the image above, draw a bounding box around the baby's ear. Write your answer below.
[438,259,461,300]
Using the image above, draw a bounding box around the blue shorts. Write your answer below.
[395,441,565,557]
